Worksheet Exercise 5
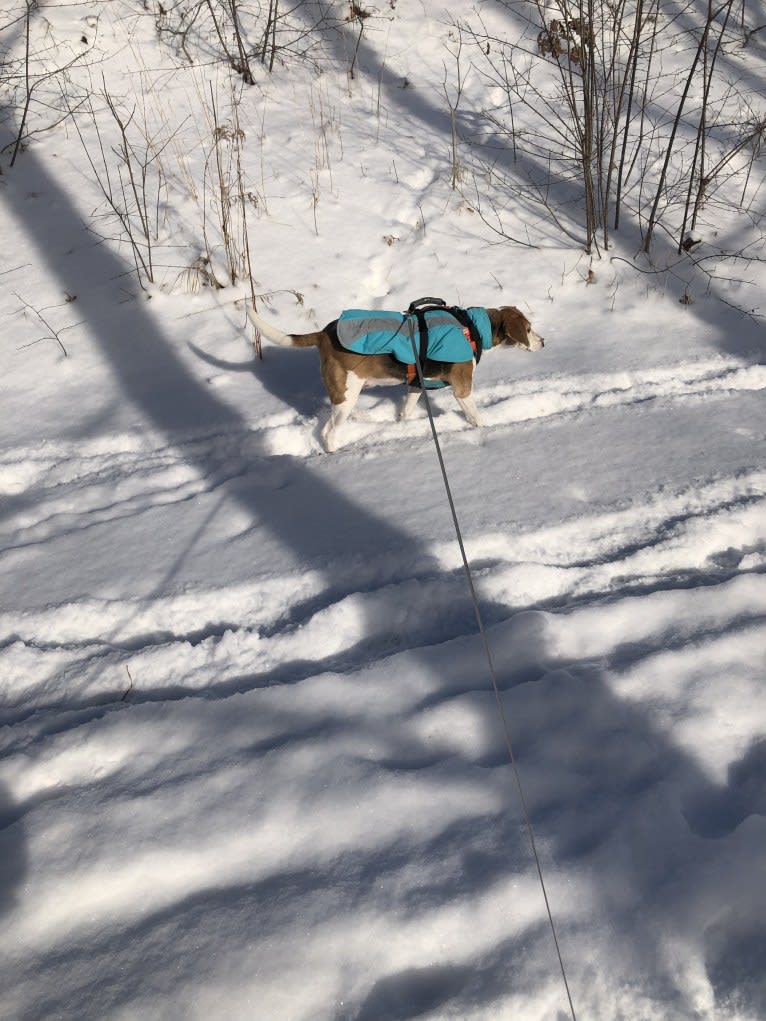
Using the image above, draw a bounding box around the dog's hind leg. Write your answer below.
[321,370,365,451]
[400,388,422,421]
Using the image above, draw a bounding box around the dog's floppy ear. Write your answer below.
[496,306,544,351]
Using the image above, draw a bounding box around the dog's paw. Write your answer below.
[321,424,339,452]
[456,395,483,428]
[400,391,422,421]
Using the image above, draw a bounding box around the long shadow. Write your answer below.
[0,781,26,923]
[5,575,765,1020]
[13,808,536,1021]
[340,613,766,1020]
[0,141,428,574]
[188,340,326,420]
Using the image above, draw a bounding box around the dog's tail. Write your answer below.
[246,305,321,349]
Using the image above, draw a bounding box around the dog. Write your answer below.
[247,303,543,451]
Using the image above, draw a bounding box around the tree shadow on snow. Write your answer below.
[188,339,327,420]
[347,964,474,1021]
[464,613,766,1019]
[0,782,26,922]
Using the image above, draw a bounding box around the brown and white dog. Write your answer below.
[247,304,544,451]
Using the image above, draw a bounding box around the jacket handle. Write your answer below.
[407,297,446,314]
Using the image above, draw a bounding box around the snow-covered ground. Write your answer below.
[1,2,765,1019]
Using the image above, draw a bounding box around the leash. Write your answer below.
[406,303,578,1021]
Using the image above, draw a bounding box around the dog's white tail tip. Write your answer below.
[245,304,291,346]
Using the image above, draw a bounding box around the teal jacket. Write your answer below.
[336,307,492,364]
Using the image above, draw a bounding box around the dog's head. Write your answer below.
[490,306,544,351]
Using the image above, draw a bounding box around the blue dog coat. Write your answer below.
[336,307,492,366]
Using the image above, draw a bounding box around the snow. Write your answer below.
[1,1,765,1019]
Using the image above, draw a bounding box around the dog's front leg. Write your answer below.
[455,392,483,427]
[451,365,483,427]
[400,388,422,421]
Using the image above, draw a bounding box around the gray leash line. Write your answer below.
[408,348,577,1021]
